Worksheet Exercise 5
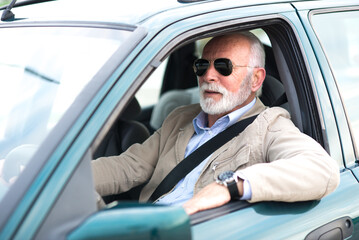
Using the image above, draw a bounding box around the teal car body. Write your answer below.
[1,0,359,239]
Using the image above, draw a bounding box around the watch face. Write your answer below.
[218,171,235,182]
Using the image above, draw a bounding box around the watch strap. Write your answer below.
[227,181,240,200]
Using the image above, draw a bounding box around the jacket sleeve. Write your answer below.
[239,110,340,203]
[91,103,200,199]
[91,129,162,197]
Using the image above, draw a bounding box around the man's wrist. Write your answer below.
[236,177,244,198]
[236,172,252,200]
[216,171,242,200]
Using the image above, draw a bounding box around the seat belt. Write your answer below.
[149,114,258,202]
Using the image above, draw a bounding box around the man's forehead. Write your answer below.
[202,36,251,59]
[202,45,232,57]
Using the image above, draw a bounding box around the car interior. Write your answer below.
[91,22,325,223]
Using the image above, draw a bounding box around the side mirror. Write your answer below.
[68,203,191,240]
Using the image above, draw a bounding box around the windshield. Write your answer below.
[0,26,130,200]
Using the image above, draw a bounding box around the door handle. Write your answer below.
[305,216,353,240]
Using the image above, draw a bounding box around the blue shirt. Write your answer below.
[156,98,256,206]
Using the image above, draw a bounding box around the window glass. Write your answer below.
[312,11,359,152]
[0,0,11,7]
[0,26,130,200]
[136,58,168,107]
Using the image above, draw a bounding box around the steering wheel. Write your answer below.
[2,144,38,183]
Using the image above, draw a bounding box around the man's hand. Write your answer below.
[183,179,243,215]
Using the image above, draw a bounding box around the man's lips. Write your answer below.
[204,90,222,95]
[203,90,223,101]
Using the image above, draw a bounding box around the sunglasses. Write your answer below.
[193,58,254,77]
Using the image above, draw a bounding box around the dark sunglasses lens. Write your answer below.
[214,58,232,76]
[194,59,209,76]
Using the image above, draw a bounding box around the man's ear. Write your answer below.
[251,68,266,92]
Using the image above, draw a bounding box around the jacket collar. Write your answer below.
[239,97,267,120]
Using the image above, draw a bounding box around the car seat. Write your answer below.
[93,98,150,158]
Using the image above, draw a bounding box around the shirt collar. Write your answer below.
[193,98,256,134]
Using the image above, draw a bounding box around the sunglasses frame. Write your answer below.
[193,58,255,77]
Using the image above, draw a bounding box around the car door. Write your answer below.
[129,2,359,239]
[81,1,359,239]
[68,1,358,240]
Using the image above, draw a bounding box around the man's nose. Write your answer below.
[202,63,218,82]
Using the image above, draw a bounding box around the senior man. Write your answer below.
[92,32,340,215]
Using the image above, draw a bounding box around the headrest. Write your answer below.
[260,75,285,107]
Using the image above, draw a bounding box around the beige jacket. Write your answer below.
[92,99,340,203]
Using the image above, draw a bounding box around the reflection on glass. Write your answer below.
[312,11,359,153]
[0,26,130,200]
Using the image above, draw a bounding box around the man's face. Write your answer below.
[198,36,254,115]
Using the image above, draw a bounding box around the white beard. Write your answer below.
[199,73,252,115]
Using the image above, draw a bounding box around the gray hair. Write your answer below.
[239,31,266,68]
[238,31,265,97]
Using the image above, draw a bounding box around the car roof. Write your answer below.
[0,0,316,25]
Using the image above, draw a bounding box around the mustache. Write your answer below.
[200,82,227,95]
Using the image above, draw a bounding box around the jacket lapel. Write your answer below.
[175,122,195,164]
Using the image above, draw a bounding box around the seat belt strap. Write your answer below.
[149,114,258,202]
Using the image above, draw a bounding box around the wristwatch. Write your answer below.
[216,170,240,200]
